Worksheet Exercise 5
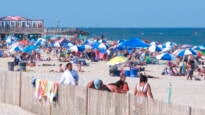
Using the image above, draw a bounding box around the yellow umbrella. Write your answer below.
[107,56,127,65]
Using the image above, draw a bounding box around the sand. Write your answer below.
[1,57,205,112]
[0,103,35,115]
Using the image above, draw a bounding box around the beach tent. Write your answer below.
[176,49,196,57]
[107,56,127,65]
[22,45,37,53]
[156,53,175,61]
[119,38,149,48]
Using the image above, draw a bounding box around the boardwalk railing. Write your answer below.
[0,71,205,115]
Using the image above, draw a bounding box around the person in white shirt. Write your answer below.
[59,62,79,85]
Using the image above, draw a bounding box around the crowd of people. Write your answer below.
[59,62,153,99]
[2,35,205,101]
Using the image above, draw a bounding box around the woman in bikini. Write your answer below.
[134,74,153,99]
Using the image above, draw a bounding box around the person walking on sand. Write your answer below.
[134,74,153,99]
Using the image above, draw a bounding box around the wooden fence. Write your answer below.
[0,71,205,115]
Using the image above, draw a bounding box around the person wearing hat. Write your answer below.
[87,79,110,92]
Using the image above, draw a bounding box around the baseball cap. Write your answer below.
[94,79,103,89]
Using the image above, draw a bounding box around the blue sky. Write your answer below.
[1,0,204,27]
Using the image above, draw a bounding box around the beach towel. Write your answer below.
[34,78,59,103]
[49,82,59,103]
[35,79,48,100]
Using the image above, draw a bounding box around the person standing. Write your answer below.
[59,62,79,85]
[134,74,153,99]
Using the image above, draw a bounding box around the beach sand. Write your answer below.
[0,57,205,111]
[0,103,35,115]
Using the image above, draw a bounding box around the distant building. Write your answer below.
[0,16,44,39]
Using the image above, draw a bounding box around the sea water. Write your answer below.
[81,28,205,45]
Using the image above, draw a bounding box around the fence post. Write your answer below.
[85,88,88,115]
[127,93,130,115]
[188,106,192,115]
[19,72,22,107]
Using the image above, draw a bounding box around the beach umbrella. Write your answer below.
[91,42,100,49]
[69,45,78,52]
[161,47,172,53]
[22,45,37,53]
[149,45,162,52]
[120,38,149,48]
[54,42,60,47]
[34,38,46,46]
[192,45,205,50]
[67,43,74,47]
[196,50,205,56]
[181,44,192,49]
[176,49,196,57]
[98,43,107,49]
[83,45,92,50]
[156,53,175,61]
[107,56,127,65]
[9,45,23,52]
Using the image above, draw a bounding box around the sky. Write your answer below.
[1,0,205,27]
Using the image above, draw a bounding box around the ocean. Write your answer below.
[80,28,205,45]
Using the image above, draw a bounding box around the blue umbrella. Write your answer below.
[156,53,175,61]
[120,38,149,48]
[176,49,196,57]
[23,45,37,53]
